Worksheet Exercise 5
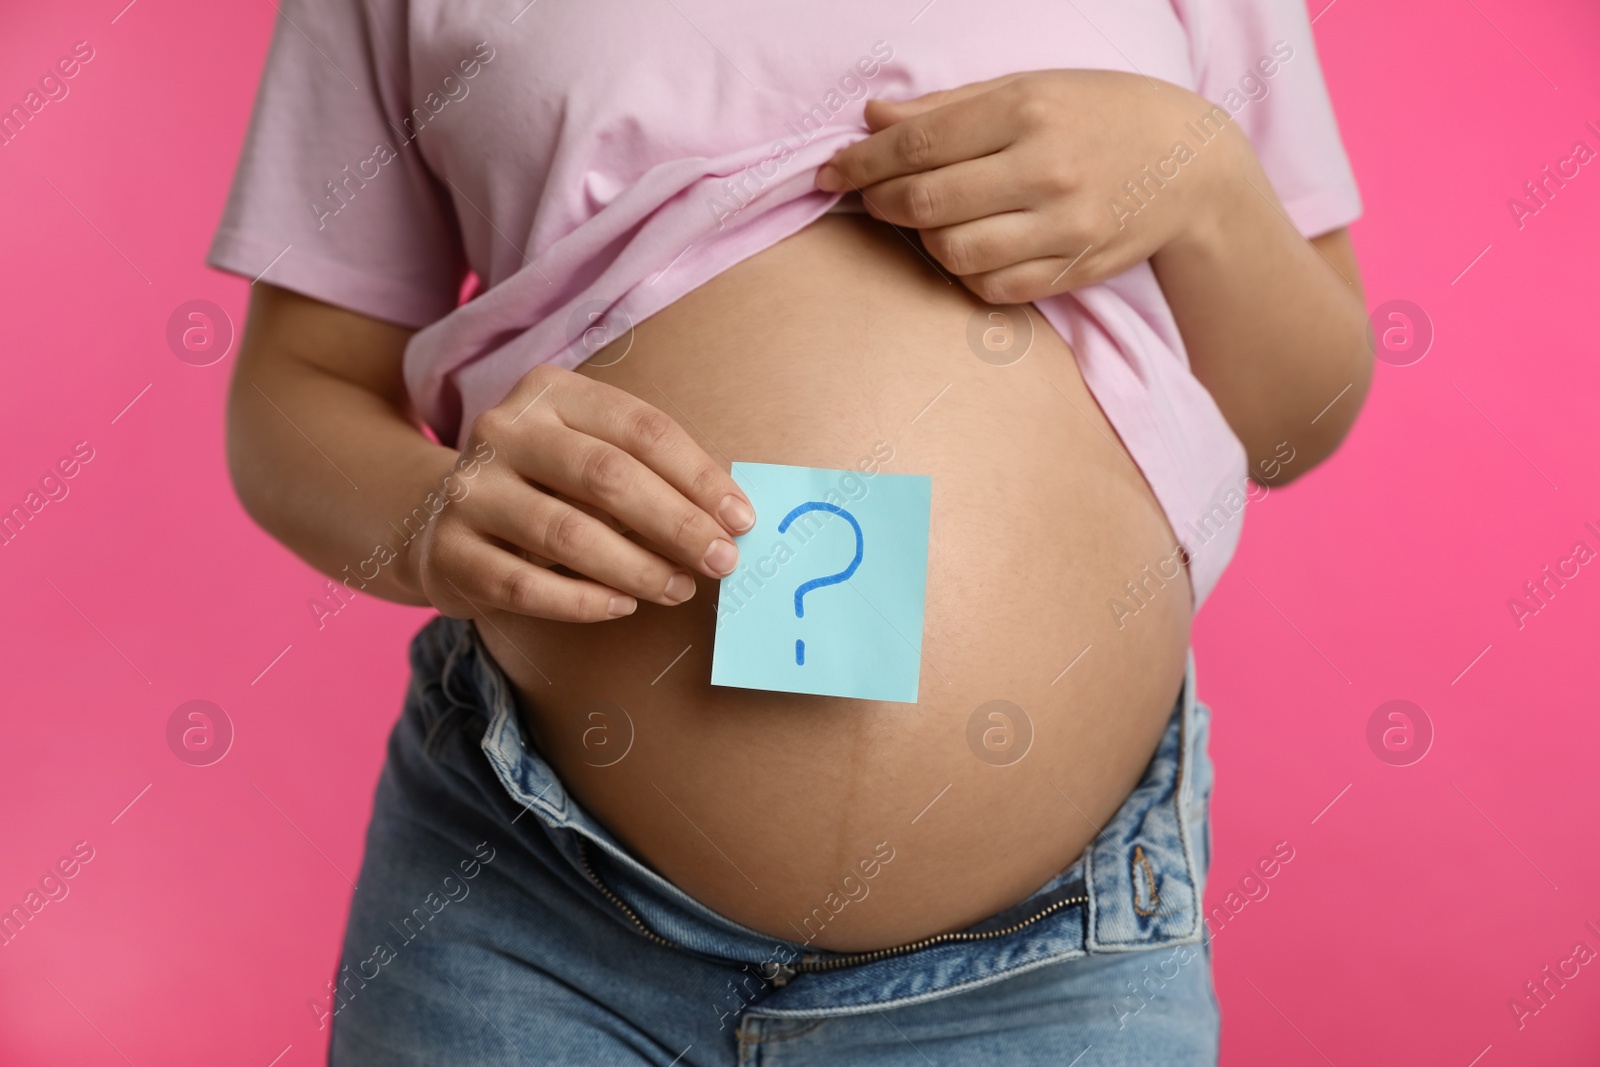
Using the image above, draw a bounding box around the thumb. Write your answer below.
[863,88,963,131]
[862,75,1028,131]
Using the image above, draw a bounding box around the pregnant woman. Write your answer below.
[212,0,1370,1062]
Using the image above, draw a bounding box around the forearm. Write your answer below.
[226,292,457,606]
[1151,123,1372,484]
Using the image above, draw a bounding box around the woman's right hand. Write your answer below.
[412,364,755,623]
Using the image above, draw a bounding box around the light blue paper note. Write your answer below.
[710,462,932,703]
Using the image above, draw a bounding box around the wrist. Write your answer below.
[388,444,466,606]
[1159,93,1261,258]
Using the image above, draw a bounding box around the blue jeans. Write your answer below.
[328,617,1220,1064]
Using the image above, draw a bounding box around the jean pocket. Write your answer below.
[401,616,485,759]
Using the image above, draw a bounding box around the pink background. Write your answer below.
[3,1,1598,1063]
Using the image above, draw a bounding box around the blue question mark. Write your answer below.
[776,501,865,666]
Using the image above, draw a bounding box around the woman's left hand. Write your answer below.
[817,70,1248,304]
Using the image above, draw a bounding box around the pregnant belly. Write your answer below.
[474,213,1191,951]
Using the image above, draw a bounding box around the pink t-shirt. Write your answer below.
[209,0,1360,612]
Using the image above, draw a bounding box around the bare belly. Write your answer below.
[474,214,1191,951]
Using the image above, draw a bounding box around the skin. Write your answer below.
[228,71,1369,944]
[818,71,1371,480]
[232,72,1366,616]
[456,213,1195,946]
[229,289,755,622]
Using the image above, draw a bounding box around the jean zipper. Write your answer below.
[576,838,1088,987]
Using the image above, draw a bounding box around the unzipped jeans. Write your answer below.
[328,616,1221,1065]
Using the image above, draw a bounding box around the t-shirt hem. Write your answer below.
[1282,183,1363,239]
[207,228,456,330]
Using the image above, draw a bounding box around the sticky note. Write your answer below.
[710,462,932,703]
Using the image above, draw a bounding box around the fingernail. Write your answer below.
[702,538,739,577]
[663,572,697,604]
[816,164,844,192]
[718,494,755,533]
[608,595,637,617]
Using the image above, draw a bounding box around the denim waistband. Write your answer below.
[420,615,1212,1017]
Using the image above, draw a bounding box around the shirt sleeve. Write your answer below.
[1181,0,1362,237]
[207,0,465,328]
